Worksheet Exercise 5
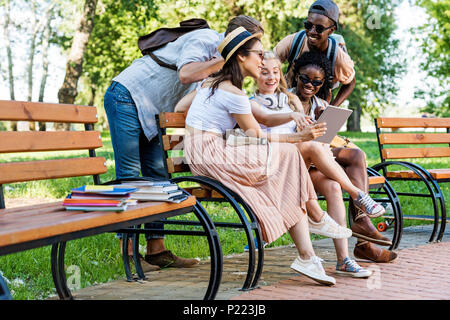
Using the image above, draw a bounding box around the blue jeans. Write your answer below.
[104,81,166,240]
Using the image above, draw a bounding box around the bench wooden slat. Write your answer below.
[185,187,224,199]
[191,188,212,198]
[378,133,450,145]
[368,176,385,185]
[0,197,196,248]
[159,112,186,129]
[382,147,450,160]
[162,135,184,151]
[386,169,450,180]
[0,157,107,184]
[0,131,103,153]
[0,100,98,123]
[377,117,450,128]
[166,157,190,174]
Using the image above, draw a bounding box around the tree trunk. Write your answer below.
[347,104,362,132]
[89,85,96,107]
[3,0,17,131]
[27,1,38,131]
[56,0,98,131]
[38,6,54,131]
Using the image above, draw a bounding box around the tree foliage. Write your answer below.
[415,0,450,117]
[76,0,404,130]
[73,0,158,127]
[336,0,405,130]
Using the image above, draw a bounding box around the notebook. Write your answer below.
[313,106,353,144]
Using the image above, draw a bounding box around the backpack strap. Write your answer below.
[287,31,306,73]
[326,36,338,83]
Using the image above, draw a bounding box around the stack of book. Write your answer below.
[63,185,138,212]
[119,180,188,203]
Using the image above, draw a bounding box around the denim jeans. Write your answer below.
[104,81,166,240]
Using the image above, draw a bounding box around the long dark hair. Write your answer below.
[292,51,332,100]
[208,38,260,98]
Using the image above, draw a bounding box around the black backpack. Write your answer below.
[138,18,210,70]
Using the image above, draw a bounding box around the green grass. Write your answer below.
[0,131,448,299]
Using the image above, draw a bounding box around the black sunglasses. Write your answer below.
[298,74,324,87]
[304,21,334,34]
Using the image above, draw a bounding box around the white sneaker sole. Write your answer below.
[357,206,386,219]
[335,269,372,278]
[290,263,336,286]
[309,227,353,239]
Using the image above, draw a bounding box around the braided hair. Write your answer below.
[291,51,332,101]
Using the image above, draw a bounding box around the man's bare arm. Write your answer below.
[330,77,355,106]
[178,57,225,85]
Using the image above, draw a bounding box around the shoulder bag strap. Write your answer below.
[148,52,178,71]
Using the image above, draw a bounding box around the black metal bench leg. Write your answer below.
[367,167,404,250]
[172,176,258,291]
[383,180,403,250]
[192,202,223,300]
[437,195,447,242]
[398,161,447,243]
[373,161,442,243]
[51,242,73,300]
[228,191,264,289]
[131,225,146,280]
[121,233,135,282]
[395,162,442,243]
[209,182,256,291]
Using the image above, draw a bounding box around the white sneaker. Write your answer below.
[309,212,352,239]
[290,255,336,286]
[353,192,386,218]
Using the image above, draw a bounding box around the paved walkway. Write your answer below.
[70,224,449,300]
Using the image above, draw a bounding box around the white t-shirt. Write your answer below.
[288,88,330,120]
[307,95,329,120]
[186,86,252,134]
[251,92,297,134]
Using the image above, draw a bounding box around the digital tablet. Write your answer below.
[313,106,353,144]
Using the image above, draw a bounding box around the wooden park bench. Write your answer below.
[0,100,222,300]
[156,112,404,289]
[372,117,449,243]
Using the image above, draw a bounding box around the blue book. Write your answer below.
[71,185,138,195]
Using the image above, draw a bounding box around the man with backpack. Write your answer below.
[274,0,355,107]
[274,0,398,264]
[104,16,264,270]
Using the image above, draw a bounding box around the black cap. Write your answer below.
[309,0,339,28]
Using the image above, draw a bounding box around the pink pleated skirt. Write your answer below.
[183,131,317,244]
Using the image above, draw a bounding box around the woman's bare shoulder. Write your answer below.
[202,79,246,96]
[218,82,246,96]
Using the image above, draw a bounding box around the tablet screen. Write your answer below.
[314,106,353,144]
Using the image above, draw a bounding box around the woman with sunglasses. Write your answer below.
[290,51,398,263]
[180,27,355,286]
